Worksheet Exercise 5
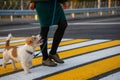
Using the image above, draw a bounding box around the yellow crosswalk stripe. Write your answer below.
[0,37,25,42]
[43,55,120,80]
[59,40,120,59]
[0,54,2,58]
[0,40,120,76]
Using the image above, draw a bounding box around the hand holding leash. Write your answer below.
[62,2,68,9]
[29,2,35,10]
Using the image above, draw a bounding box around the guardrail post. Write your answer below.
[10,15,13,22]
[108,0,111,8]
[86,12,89,17]
[108,0,111,14]
[98,0,102,16]
[34,15,38,21]
[98,0,101,9]
[21,0,24,19]
[108,0,114,15]
[71,13,75,18]
[70,1,75,18]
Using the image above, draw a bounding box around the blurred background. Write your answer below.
[0,0,120,25]
[0,0,120,9]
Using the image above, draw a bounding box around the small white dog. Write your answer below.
[2,34,43,74]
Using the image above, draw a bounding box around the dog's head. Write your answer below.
[25,34,43,47]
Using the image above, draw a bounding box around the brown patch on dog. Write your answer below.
[5,46,18,58]
[12,47,17,57]
[6,40,10,47]
[25,37,34,46]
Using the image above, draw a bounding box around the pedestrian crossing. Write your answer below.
[0,37,120,80]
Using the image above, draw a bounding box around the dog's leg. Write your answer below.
[27,61,32,68]
[21,61,30,74]
[11,59,17,70]
[2,59,7,68]
[2,52,10,68]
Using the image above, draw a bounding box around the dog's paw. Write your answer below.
[29,65,33,69]
[2,65,6,68]
[14,68,18,71]
[25,71,31,74]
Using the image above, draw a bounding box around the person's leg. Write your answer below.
[49,20,67,63]
[40,27,57,66]
[40,27,49,60]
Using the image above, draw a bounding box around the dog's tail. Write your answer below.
[6,33,13,47]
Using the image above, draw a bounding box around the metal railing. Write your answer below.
[0,7,120,22]
[0,7,120,16]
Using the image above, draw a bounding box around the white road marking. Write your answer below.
[0,37,6,39]
[0,27,40,32]
[0,46,120,80]
[68,22,120,26]
[99,71,120,80]
[0,38,26,45]
[86,17,120,23]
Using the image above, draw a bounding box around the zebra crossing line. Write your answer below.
[89,68,120,80]
[99,71,120,80]
[0,39,110,65]
[0,37,120,80]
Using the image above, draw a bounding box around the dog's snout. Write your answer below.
[38,39,44,44]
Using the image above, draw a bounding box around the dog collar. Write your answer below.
[26,50,34,55]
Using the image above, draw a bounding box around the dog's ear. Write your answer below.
[36,34,40,38]
[25,37,33,45]
[32,35,35,37]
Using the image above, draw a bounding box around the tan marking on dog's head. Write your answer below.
[25,37,34,46]
[25,35,43,47]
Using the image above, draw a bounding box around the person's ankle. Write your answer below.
[49,51,56,55]
[43,57,49,61]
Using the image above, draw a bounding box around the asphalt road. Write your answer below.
[0,15,120,80]
[0,15,120,39]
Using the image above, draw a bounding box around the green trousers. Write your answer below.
[35,0,66,27]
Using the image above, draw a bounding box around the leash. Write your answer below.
[34,0,57,58]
